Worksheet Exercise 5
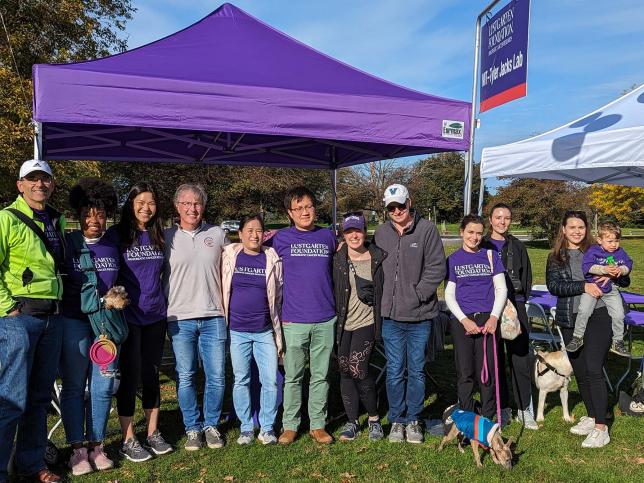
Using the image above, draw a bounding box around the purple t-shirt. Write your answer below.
[489,238,505,258]
[229,251,271,333]
[582,244,633,293]
[448,248,505,318]
[107,227,167,325]
[61,233,120,321]
[269,225,336,323]
[33,208,63,262]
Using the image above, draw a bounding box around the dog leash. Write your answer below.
[481,332,502,430]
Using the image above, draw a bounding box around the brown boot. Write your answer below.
[278,429,297,445]
[309,428,333,444]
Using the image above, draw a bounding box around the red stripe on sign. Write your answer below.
[480,83,527,113]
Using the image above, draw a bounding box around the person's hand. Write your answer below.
[6,308,20,317]
[594,276,611,287]
[584,282,603,298]
[605,265,621,278]
[461,318,481,335]
[483,315,498,334]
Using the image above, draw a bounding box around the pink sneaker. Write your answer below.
[69,447,93,476]
[89,443,114,471]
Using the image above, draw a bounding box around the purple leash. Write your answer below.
[481,331,502,430]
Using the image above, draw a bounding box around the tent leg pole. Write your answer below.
[331,168,338,235]
[33,122,42,160]
[477,178,485,216]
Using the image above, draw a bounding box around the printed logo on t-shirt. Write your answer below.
[72,257,118,272]
[410,242,418,248]
[290,243,331,257]
[454,263,492,278]
[204,237,215,247]
[125,245,163,261]
[234,266,265,277]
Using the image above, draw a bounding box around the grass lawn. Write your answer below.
[43,240,644,482]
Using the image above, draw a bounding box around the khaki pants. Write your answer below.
[281,317,336,431]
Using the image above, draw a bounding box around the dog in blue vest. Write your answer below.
[438,404,513,469]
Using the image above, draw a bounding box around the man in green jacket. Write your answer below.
[0,159,65,483]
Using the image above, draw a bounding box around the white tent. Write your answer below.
[480,84,644,186]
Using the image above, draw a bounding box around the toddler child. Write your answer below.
[565,221,633,356]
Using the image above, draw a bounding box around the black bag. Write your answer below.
[69,232,129,345]
[348,259,374,306]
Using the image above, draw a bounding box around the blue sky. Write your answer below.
[125,0,644,190]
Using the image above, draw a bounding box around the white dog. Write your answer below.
[533,329,574,423]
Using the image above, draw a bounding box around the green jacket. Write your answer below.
[0,195,66,315]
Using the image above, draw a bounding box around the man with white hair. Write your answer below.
[163,183,230,451]
[374,184,446,444]
[0,160,65,482]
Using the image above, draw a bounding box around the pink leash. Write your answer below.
[481,332,502,429]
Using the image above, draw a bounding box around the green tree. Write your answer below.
[0,0,134,204]
[487,178,590,242]
[410,152,485,223]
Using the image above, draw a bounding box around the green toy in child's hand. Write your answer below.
[606,256,616,265]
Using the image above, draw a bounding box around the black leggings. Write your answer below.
[116,319,167,417]
[561,307,612,425]
[338,324,378,422]
[451,313,501,419]
[498,300,533,411]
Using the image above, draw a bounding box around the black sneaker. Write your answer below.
[146,430,173,455]
[610,340,630,357]
[339,421,359,441]
[368,420,384,441]
[119,438,152,463]
[566,336,584,352]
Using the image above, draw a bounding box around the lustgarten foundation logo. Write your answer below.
[442,120,465,139]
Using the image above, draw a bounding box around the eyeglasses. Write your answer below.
[386,203,407,213]
[289,204,315,214]
[177,201,203,209]
[22,174,53,185]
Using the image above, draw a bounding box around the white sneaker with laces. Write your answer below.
[581,427,610,448]
[570,416,595,435]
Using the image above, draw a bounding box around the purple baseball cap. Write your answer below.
[342,212,366,231]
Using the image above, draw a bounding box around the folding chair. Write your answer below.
[526,301,560,350]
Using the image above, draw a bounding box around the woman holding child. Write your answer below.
[445,214,508,420]
[546,211,630,448]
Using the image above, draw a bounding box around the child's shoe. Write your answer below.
[566,336,584,352]
[610,340,630,357]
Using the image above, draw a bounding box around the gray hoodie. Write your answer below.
[374,211,446,322]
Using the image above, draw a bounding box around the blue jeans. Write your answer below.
[59,317,118,444]
[382,318,431,424]
[0,313,63,481]
[230,329,278,433]
[167,317,227,433]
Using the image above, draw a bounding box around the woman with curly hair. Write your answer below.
[59,178,121,475]
[107,182,172,462]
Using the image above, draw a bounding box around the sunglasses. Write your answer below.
[386,203,407,213]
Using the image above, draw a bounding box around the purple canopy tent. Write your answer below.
[32,2,470,219]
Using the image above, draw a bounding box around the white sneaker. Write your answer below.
[581,427,610,448]
[517,409,539,430]
[570,416,595,435]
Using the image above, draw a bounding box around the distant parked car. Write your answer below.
[220,220,240,233]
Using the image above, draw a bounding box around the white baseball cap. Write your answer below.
[19,159,53,179]
[383,184,409,206]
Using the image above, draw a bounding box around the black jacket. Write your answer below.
[333,242,387,342]
[481,233,532,301]
[546,253,630,328]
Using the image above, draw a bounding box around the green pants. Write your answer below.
[281,317,336,431]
